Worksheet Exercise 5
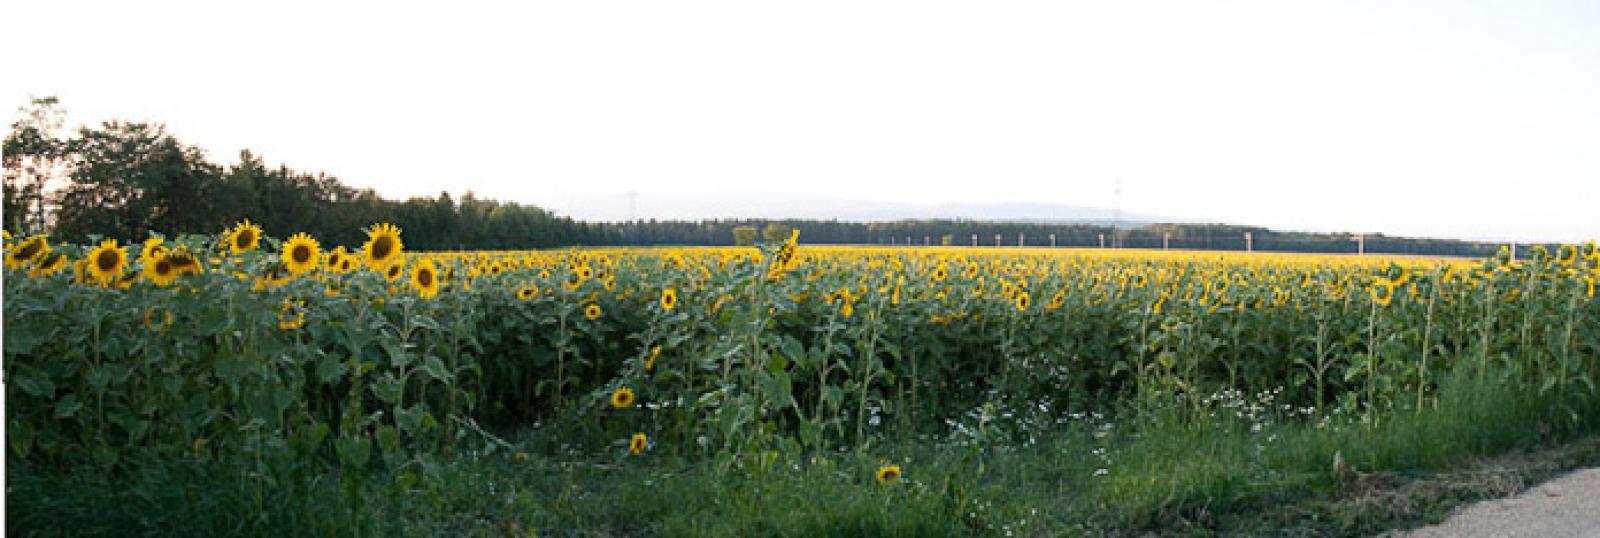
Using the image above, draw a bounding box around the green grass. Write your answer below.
[12,364,1600,537]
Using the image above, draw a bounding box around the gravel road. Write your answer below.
[1394,467,1600,538]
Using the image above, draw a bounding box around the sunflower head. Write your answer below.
[1014,291,1031,311]
[281,233,322,276]
[324,246,349,274]
[86,239,128,285]
[385,262,405,282]
[29,251,68,279]
[875,465,902,484]
[629,433,647,455]
[1370,278,1394,306]
[610,387,635,409]
[5,235,49,270]
[585,304,602,321]
[228,219,262,254]
[411,258,441,299]
[660,288,677,311]
[278,300,307,331]
[362,223,404,271]
[142,254,180,286]
[517,284,538,301]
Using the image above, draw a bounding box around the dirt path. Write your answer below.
[1394,467,1600,537]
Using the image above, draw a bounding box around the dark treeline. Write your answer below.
[600,218,1516,257]
[3,98,1536,256]
[3,98,606,250]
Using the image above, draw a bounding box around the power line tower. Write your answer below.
[1112,178,1123,248]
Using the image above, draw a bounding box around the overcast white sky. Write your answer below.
[4,1,1596,242]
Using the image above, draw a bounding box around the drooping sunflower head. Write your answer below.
[362,223,404,270]
[139,237,166,263]
[5,234,49,270]
[164,248,202,276]
[610,387,635,409]
[228,219,262,254]
[281,233,321,276]
[411,258,440,299]
[1557,244,1578,264]
[278,300,306,331]
[86,239,128,285]
[144,306,174,332]
[875,465,902,484]
[29,251,68,279]
[1369,278,1394,306]
[660,288,677,311]
[629,433,647,455]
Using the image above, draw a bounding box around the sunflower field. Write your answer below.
[5,224,1600,535]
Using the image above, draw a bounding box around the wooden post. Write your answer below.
[1049,234,1057,248]
[1357,233,1365,256]
[1244,232,1253,253]
[1098,233,1106,249]
[1163,232,1171,250]
[1509,242,1517,262]
[1018,232,1025,247]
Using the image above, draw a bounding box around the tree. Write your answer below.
[2,97,68,234]
[53,121,220,241]
[762,222,790,243]
[732,226,758,246]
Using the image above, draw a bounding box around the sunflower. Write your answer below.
[5,235,49,270]
[517,284,538,301]
[142,255,180,286]
[385,262,405,282]
[164,248,203,276]
[1014,290,1031,311]
[1369,278,1394,307]
[640,347,659,371]
[840,300,855,319]
[144,307,174,332]
[278,301,306,331]
[610,387,635,409]
[321,246,344,274]
[875,465,902,484]
[281,233,321,276]
[361,223,404,270]
[86,239,128,285]
[1047,289,1066,310]
[1557,244,1578,265]
[29,251,68,278]
[629,433,648,455]
[660,288,677,311]
[227,219,262,254]
[138,237,166,263]
[412,258,440,299]
[585,304,603,321]
[255,262,294,291]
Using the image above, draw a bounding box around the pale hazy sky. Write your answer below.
[4,1,1597,242]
